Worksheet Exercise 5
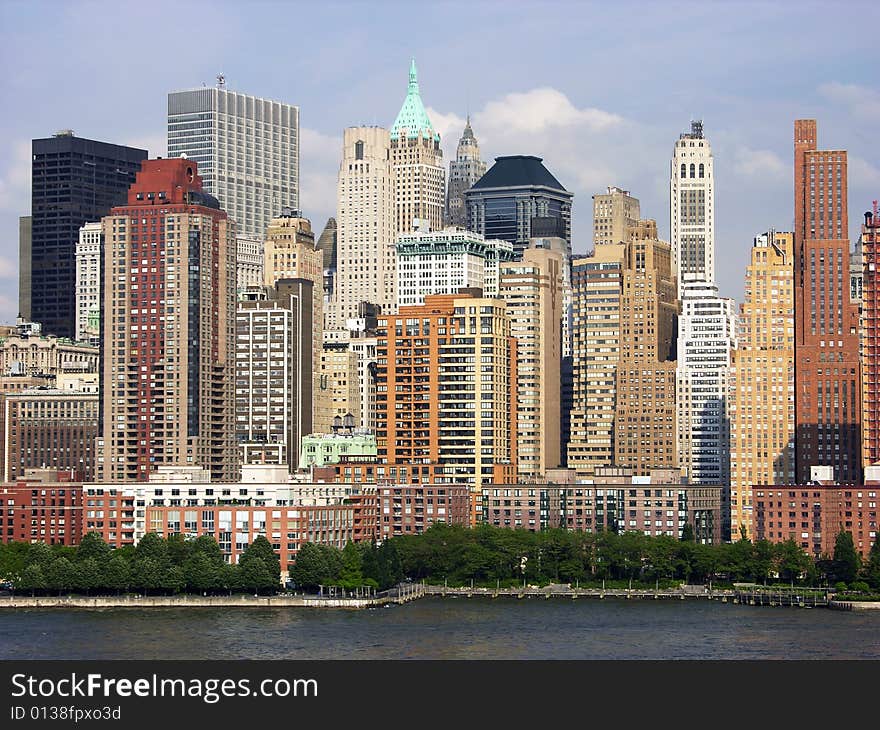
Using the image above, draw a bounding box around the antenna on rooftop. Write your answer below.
[216,72,226,89]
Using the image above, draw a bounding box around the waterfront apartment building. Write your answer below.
[99,158,237,483]
[0,471,83,545]
[793,120,861,484]
[390,60,445,236]
[235,280,313,474]
[333,127,396,328]
[500,246,564,480]
[670,121,714,292]
[752,469,877,559]
[566,244,625,476]
[592,186,640,246]
[613,221,679,475]
[167,84,299,238]
[729,231,795,539]
[374,293,518,489]
[75,222,102,346]
[446,118,487,228]
[396,227,515,307]
[465,155,573,263]
[24,131,147,339]
[859,207,880,468]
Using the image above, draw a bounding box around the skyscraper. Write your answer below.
[75,222,102,346]
[593,186,640,246]
[26,131,147,339]
[857,206,880,468]
[167,83,299,238]
[613,220,678,475]
[670,120,714,292]
[332,127,396,327]
[465,155,573,263]
[390,60,445,236]
[793,119,861,484]
[500,246,564,480]
[446,118,486,228]
[729,231,795,538]
[99,159,237,482]
[235,280,313,473]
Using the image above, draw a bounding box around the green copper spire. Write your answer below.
[391,58,440,142]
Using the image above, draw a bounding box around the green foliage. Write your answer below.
[290,543,329,591]
[338,541,364,589]
[865,537,880,589]
[680,523,695,543]
[240,535,281,589]
[76,533,111,563]
[833,529,861,584]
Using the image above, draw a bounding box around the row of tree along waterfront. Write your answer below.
[1,524,879,597]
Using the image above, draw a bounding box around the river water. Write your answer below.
[1,597,878,660]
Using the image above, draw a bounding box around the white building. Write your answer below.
[75,222,102,346]
[332,127,396,328]
[670,120,714,292]
[167,83,299,239]
[236,234,264,292]
[396,227,514,306]
[676,282,736,488]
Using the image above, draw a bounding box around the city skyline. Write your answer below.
[1,1,878,326]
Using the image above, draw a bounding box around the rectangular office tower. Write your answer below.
[167,85,299,238]
[793,120,861,484]
[99,159,237,482]
[25,131,147,339]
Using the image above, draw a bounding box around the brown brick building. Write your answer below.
[377,483,471,538]
[0,470,83,545]
[860,206,880,467]
[793,120,861,483]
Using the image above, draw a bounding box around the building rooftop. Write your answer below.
[471,155,567,192]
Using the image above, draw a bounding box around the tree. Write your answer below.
[290,543,328,592]
[775,539,811,584]
[680,523,695,543]
[864,537,880,590]
[77,532,111,564]
[74,557,102,595]
[359,541,381,587]
[166,534,190,567]
[104,555,131,595]
[132,557,163,595]
[135,533,168,565]
[377,540,403,589]
[46,557,76,595]
[338,541,364,590]
[219,563,240,595]
[159,565,186,595]
[833,529,861,584]
[240,536,280,587]
[184,552,219,593]
[17,564,46,596]
[239,557,275,594]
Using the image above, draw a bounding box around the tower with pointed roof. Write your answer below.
[390,60,445,236]
[446,117,487,227]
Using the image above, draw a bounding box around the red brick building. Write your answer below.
[860,205,880,467]
[753,482,878,558]
[82,485,136,548]
[793,120,861,483]
[377,483,471,538]
[0,470,82,545]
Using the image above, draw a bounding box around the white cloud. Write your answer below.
[476,88,623,134]
[732,147,787,180]
[818,82,880,121]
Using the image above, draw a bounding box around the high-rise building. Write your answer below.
[729,230,795,539]
[75,222,102,346]
[26,131,147,339]
[263,209,323,414]
[314,342,361,434]
[793,119,861,483]
[235,280,313,473]
[676,282,736,536]
[670,120,714,292]
[167,84,299,238]
[18,216,32,321]
[465,155,573,264]
[859,206,880,468]
[446,118,486,228]
[396,227,514,307]
[592,186,640,246]
[99,159,236,482]
[567,243,626,476]
[613,220,678,475]
[236,235,264,292]
[374,293,517,489]
[390,60,445,236]
[333,127,396,328]
[316,217,338,317]
[500,246,564,480]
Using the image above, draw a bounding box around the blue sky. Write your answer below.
[1,0,878,325]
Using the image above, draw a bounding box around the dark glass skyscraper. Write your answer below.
[26,131,147,339]
[465,155,573,262]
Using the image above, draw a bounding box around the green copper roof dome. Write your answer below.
[390,59,440,142]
